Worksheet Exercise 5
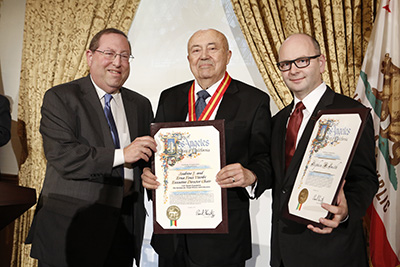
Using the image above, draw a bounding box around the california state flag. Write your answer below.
[354,0,400,266]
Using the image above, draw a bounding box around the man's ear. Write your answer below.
[226,50,232,65]
[319,54,326,74]
[86,50,93,67]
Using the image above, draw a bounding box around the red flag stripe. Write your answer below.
[368,205,400,267]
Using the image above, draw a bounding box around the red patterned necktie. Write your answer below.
[285,101,305,170]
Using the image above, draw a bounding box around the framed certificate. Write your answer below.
[151,120,228,234]
[285,108,370,227]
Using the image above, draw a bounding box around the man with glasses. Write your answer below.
[270,33,378,266]
[26,28,156,267]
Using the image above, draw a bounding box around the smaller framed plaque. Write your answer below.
[284,108,370,227]
[151,120,228,234]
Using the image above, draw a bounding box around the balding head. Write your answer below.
[278,33,326,100]
[188,29,230,53]
[187,29,232,89]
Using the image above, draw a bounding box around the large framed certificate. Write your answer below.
[151,120,228,234]
[285,108,370,227]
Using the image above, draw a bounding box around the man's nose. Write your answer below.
[200,49,210,59]
[289,63,300,74]
[112,54,122,66]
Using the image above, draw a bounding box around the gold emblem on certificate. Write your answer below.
[166,205,181,226]
[297,188,309,211]
[151,120,228,234]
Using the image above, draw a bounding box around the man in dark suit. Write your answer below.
[141,29,272,267]
[270,33,378,266]
[26,28,157,267]
[0,94,11,178]
[0,94,11,147]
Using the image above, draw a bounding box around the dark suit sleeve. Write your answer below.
[344,113,378,225]
[0,95,11,147]
[40,87,115,180]
[154,90,167,122]
[246,93,273,198]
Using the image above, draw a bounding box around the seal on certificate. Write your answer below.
[296,188,309,211]
[298,188,309,204]
[167,205,181,226]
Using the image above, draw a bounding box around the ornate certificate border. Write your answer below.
[151,120,228,234]
[284,108,370,228]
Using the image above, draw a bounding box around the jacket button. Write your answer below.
[282,189,286,194]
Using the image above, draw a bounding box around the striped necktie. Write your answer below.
[103,94,120,149]
[104,93,124,178]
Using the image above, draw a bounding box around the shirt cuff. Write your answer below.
[113,149,125,167]
[245,181,258,199]
[340,214,349,223]
[113,149,134,181]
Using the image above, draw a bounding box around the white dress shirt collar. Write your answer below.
[90,75,122,105]
[293,82,327,115]
[194,76,224,99]
[291,82,327,147]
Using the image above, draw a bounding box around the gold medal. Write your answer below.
[297,188,309,211]
[166,205,181,226]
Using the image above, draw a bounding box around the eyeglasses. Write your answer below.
[277,55,320,71]
[94,50,134,62]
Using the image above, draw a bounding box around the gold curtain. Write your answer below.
[231,0,380,110]
[12,0,140,266]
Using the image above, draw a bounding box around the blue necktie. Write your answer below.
[104,94,124,178]
[104,94,120,149]
[195,90,210,120]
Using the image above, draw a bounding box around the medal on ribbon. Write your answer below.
[297,188,309,211]
[166,205,181,226]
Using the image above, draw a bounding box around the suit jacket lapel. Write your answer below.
[178,85,190,120]
[215,79,239,121]
[80,76,115,148]
[121,88,138,141]
[160,83,190,122]
[275,104,293,184]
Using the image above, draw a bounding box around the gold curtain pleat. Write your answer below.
[231,0,379,110]
[12,1,140,266]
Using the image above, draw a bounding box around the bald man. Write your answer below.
[270,33,378,267]
[142,29,272,267]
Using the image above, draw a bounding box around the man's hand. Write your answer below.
[141,167,160,189]
[124,136,157,163]
[216,163,257,188]
[307,182,348,234]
